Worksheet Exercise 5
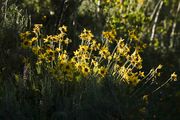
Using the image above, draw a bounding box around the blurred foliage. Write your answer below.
[0,1,29,79]
[0,0,180,120]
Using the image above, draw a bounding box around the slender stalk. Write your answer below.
[130,68,158,97]
[3,0,8,21]
[150,0,161,21]
[150,0,163,41]
[97,0,101,13]
[169,1,180,48]
[151,77,172,94]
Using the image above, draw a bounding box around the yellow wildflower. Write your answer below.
[171,72,177,81]
[82,65,91,76]
[62,63,72,73]
[90,40,100,51]
[128,30,138,41]
[79,28,94,41]
[46,49,54,56]
[155,64,163,76]
[157,64,163,69]
[129,49,142,69]
[32,46,41,54]
[102,30,116,43]
[58,52,68,61]
[75,62,83,71]
[20,31,31,40]
[130,78,140,86]
[80,53,90,61]
[79,45,89,52]
[22,40,32,48]
[99,46,110,59]
[74,50,80,57]
[98,66,107,77]
[139,71,145,77]
[43,35,53,43]
[91,59,99,67]
[47,56,55,62]
[33,24,43,34]
[63,38,71,45]
[55,48,61,52]
[59,25,67,33]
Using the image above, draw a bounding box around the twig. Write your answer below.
[150,0,163,41]
[150,0,161,21]
[169,1,180,48]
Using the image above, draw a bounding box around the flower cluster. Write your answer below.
[20,24,176,86]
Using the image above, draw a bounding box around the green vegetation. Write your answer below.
[0,0,179,120]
